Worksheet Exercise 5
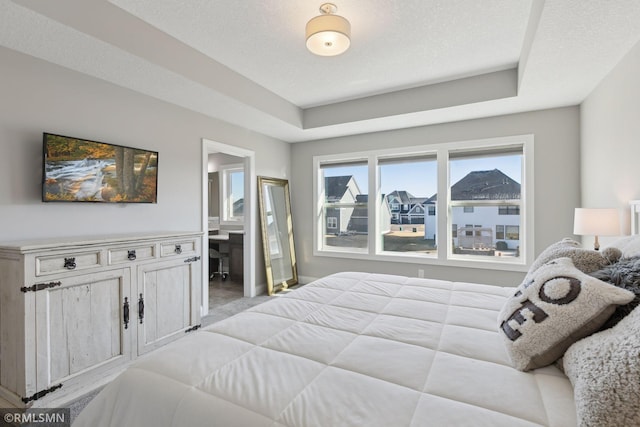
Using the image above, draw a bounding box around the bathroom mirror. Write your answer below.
[258,177,297,295]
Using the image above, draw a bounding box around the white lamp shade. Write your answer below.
[306,14,351,56]
[573,208,620,236]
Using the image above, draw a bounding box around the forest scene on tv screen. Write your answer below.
[43,134,158,203]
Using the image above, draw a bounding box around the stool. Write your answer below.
[209,242,229,281]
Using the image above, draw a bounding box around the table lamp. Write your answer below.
[573,208,620,250]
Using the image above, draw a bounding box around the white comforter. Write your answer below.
[73,272,576,427]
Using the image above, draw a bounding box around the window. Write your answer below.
[449,145,524,259]
[313,135,532,269]
[506,225,520,240]
[499,206,520,215]
[465,224,474,236]
[379,154,436,254]
[319,161,368,252]
[220,164,244,223]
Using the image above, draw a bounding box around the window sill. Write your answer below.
[313,249,529,272]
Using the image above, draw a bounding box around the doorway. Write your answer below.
[201,139,256,316]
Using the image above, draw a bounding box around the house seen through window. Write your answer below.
[313,136,532,267]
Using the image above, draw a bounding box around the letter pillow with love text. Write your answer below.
[498,257,634,371]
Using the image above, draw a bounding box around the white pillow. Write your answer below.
[607,234,640,258]
[563,305,640,426]
[498,257,634,371]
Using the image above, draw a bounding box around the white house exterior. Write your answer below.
[324,176,391,235]
[324,176,361,235]
[424,169,521,251]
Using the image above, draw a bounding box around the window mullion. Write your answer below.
[436,148,448,262]
[369,154,377,256]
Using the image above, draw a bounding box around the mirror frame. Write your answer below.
[257,176,298,295]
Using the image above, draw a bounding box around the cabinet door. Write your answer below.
[136,258,200,355]
[34,269,132,395]
[229,233,244,283]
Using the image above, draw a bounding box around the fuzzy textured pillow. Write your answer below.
[498,257,634,371]
[526,238,621,282]
[589,256,640,330]
[563,305,640,427]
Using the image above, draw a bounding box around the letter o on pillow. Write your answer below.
[538,276,581,305]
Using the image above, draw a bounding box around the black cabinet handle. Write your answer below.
[174,244,182,254]
[123,297,130,329]
[138,293,144,324]
[64,257,76,270]
[127,250,137,261]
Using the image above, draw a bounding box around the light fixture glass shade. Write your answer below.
[573,208,620,236]
[306,12,351,56]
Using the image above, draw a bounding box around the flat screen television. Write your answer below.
[42,133,158,203]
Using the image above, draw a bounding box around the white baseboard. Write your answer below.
[254,282,268,296]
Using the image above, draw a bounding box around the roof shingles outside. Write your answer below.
[325,176,354,201]
[451,169,520,200]
[328,169,520,204]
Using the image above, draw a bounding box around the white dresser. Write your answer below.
[0,232,202,408]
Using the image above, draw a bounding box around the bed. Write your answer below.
[73,271,579,427]
[73,207,640,427]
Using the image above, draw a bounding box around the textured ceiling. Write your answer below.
[2,0,640,142]
[109,0,531,108]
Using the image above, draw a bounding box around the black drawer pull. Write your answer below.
[138,294,144,324]
[127,250,137,261]
[123,297,130,329]
[64,257,76,270]
[174,244,182,254]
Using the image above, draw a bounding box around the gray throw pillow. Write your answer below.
[589,256,640,329]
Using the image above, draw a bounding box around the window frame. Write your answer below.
[312,135,534,271]
[220,163,244,225]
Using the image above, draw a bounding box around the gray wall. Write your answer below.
[581,39,640,245]
[0,47,290,292]
[291,107,581,287]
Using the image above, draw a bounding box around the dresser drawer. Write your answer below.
[35,250,102,276]
[108,244,156,265]
[160,238,197,258]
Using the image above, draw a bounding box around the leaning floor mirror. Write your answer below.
[257,176,298,295]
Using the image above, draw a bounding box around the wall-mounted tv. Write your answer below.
[42,133,158,203]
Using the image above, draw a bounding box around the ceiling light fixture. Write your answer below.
[305,3,351,56]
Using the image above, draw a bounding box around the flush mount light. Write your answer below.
[305,3,351,56]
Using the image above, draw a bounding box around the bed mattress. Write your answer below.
[73,272,576,426]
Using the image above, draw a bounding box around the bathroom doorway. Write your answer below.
[201,139,256,316]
